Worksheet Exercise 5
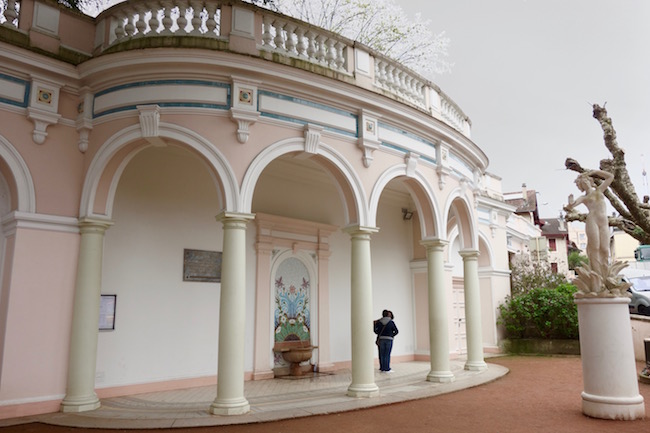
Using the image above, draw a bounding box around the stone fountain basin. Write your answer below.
[280,346,314,363]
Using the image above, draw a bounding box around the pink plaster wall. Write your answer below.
[0,228,78,401]
[0,111,83,216]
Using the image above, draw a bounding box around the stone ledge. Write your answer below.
[501,339,581,355]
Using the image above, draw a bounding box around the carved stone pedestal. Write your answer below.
[576,297,645,420]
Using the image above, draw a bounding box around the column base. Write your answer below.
[252,370,274,380]
[582,392,645,420]
[210,398,250,415]
[427,370,455,383]
[347,383,379,398]
[60,394,101,413]
[464,360,487,371]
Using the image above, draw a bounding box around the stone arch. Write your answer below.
[79,123,239,219]
[240,137,367,226]
[368,165,441,238]
[477,231,495,268]
[0,134,35,214]
[444,189,477,250]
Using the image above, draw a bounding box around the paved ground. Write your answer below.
[2,356,649,433]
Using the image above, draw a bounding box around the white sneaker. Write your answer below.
[385,369,394,374]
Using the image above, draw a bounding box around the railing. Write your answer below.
[0,0,472,137]
[102,0,224,45]
[260,15,347,72]
[440,93,470,135]
[374,58,426,109]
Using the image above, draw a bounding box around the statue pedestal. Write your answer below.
[576,297,645,420]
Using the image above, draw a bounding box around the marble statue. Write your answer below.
[565,169,629,297]
[565,169,613,276]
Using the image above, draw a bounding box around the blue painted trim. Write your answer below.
[0,73,29,108]
[421,155,436,165]
[258,90,359,138]
[93,80,231,118]
[378,121,436,149]
[380,143,437,165]
[259,90,357,120]
[381,142,407,153]
[95,102,229,118]
[261,112,357,138]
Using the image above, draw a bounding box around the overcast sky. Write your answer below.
[397,0,650,220]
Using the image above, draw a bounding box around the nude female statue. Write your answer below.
[564,169,614,277]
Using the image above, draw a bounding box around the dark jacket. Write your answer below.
[374,316,398,340]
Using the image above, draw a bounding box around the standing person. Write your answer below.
[374,309,398,373]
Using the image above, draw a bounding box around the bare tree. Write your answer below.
[564,104,650,245]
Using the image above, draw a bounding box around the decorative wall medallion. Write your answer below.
[38,88,53,104]
[365,120,375,133]
[239,88,253,105]
[441,148,449,162]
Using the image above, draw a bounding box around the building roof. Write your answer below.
[505,190,538,213]
[540,217,568,239]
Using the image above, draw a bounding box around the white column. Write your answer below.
[345,226,379,397]
[423,239,454,382]
[210,212,254,415]
[61,218,113,413]
[460,249,487,371]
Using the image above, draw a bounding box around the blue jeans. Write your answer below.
[378,339,393,371]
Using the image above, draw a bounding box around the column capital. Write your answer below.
[459,248,480,260]
[420,238,448,251]
[215,211,255,223]
[342,224,379,236]
[78,217,113,234]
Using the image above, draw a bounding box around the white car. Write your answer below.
[622,268,650,316]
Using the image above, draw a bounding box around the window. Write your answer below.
[549,238,556,252]
[551,262,558,273]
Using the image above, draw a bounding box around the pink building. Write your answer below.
[0,0,513,419]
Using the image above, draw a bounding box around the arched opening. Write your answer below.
[97,142,224,391]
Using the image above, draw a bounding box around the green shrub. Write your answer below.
[498,284,579,340]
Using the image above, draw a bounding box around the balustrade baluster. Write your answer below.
[177,1,188,34]
[3,0,18,26]
[272,20,285,51]
[325,38,336,68]
[134,8,147,37]
[205,3,218,37]
[374,61,385,86]
[124,8,136,37]
[284,23,296,54]
[385,65,396,91]
[190,1,203,35]
[295,27,307,57]
[160,1,173,35]
[316,35,327,64]
[334,42,346,70]
[147,2,161,35]
[305,30,316,61]
[261,16,273,47]
[113,13,126,41]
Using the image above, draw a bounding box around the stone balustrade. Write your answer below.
[374,58,426,109]
[0,0,471,136]
[102,0,224,45]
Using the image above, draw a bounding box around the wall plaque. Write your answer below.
[183,249,222,282]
